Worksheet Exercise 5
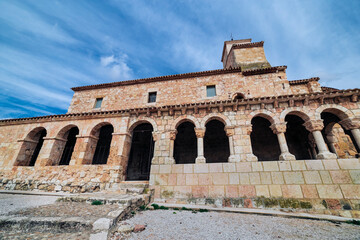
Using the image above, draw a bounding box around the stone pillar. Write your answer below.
[35,137,67,166]
[270,123,296,161]
[303,120,337,159]
[14,139,38,166]
[165,130,177,164]
[107,132,132,166]
[225,126,240,162]
[195,127,206,164]
[339,118,360,150]
[326,133,338,156]
[244,125,258,162]
[70,135,99,165]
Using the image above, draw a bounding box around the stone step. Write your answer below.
[120,181,149,194]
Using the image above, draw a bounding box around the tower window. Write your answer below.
[207,85,216,97]
[94,98,103,109]
[148,92,157,103]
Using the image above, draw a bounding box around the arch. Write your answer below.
[280,108,311,122]
[315,105,355,121]
[15,127,47,166]
[56,124,79,139]
[204,119,230,163]
[128,117,158,133]
[171,115,201,130]
[56,126,80,166]
[251,113,276,125]
[90,122,113,137]
[174,121,197,164]
[248,109,279,125]
[92,124,114,164]
[232,93,246,100]
[200,113,231,128]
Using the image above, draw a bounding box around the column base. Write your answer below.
[316,151,337,160]
[164,157,175,164]
[195,156,206,164]
[279,152,296,161]
[246,154,258,162]
[228,155,241,163]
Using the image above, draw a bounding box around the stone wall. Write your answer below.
[150,159,360,218]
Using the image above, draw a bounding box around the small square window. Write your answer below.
[94,98,103,109]
[148,92,157,103]
[206,85,216,97]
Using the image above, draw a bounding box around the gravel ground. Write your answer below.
[116,210,360,240]
[0,230,90,240]
[0,194,58,215]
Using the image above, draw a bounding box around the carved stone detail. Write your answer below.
[303,120,324,132]
[270,123,287,134]
[224,126,235,136]
[194,128,206,138]
[152,132,160,142]
[339,118,360,130]
[169,130,177,140]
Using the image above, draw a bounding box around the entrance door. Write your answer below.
[126,123,154,180]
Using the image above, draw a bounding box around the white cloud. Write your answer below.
[100,54,133,80]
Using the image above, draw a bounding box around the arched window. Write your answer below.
[59,127,79,165]
[204,120,230,163]
[250,116,281,161]
[174,121,197,164]
[92,125,114,164]
[233,93,245,100]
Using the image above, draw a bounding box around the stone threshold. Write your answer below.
[152,202,360,223]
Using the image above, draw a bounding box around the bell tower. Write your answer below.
[221,38,271,70]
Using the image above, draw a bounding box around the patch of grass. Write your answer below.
[345,220,360,225]
[159,206,169,210]
[151,203,160,210]
[299,201,312,209]
[139,205,147,211]
[91,200,103,205]
[181,207,191,211]
[173,207,180,210]
[199,208,209,212]
[173,212,177,214]
[131,211,136,215]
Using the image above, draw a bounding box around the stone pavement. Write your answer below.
[0,191,152,240]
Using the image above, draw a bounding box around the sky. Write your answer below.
[0,0,359,119]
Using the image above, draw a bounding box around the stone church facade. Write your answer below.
[1,39,359,217]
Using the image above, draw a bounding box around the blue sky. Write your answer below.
[1,0,359,119]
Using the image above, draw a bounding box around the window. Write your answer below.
[206,85,216,97]
[148,92,157,103]
[94,98,103,109]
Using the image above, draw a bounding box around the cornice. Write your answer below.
[1,88,358,126]
[288,77,320,85]
[232,41,264,50]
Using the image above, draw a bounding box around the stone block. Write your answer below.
[209,163,223,173]
[194,164,209,173]
[305,160,324,170]
[211,173,228,185]
[283,172,304,184]
[301,185,319,198]
[176,174,186,185]
[223,163,236,172]
[303,171,322,184]
[192,186,208,198]
[338,159,360,170]
[255,185,270,198]
[229,173,240,185]
[251,162,263,172]
[290,161,306,171]
[262,161,279,171]
[349,170,360,184]
[279,161,292,171]
[183,164,193,173]
[174,186,192,198]
[92,218,111,230]
[249,172,261,185]
[186,174,198,185]
[319,171,333,184]
[340,185,360,199]
[238,185,256,197]
[316,185,343,199]
[271,172,284,184]
[209,186,225,197]
[239,173,250,184]
[236,162,252,172]
[159,165,171,174]
[225,186,239,198]
[330,171,352,184]
[168,174,177,185]
[260,172,272,184]
[322,160,339,170]
[198,174,211,185]
[150,165,159,174]
[156,174,168,185]
[269,185,282,197]
[171,165,183,174]
[281,185,303,198]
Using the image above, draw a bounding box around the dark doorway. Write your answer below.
[174,122,197,164]
[250,116,281,161]
[29,129,47,166]
[59,127,79,165]
[92,125,113,164]
[285,115,314,160]
[204,120,230,163]
[127,123,154,180]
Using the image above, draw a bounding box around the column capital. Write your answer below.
[169,130,177,140]
[152,131,161,142]
[270,123,287,134]
[303,120,324,132]
[339,118,360,130]
[224,126,235,136]
[194,128,206,138]
[244,125,253,135]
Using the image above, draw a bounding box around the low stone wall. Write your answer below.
[149,159,360,218]
[0,165,122,193]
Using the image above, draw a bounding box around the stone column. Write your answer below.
[225,126,240,162]
[14,139,38,166]
[107,132,132,166]
[270,123,296,161]
[326,133,338,156]
[244,125,258,162]
[165,130,177,164]
[195,127,206,164]
[35,137,67,166]
[339,118,360,150]
[70,135,99,165]
[303,120,337,159]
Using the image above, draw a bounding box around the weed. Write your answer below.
[345,220,360,225]
[159,206,169,210]
[91,200,103,205]
[131,211,136,215]
[139,205,147,211]
[199,209,209,212]
[151,203,160,210]
[173,212,177,214]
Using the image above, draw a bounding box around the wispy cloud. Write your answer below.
[100,53,133,80]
